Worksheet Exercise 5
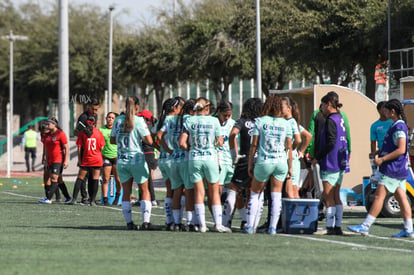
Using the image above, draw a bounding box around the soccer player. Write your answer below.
[39,118,71,204]
[110,96,153,230]
[348,99,414,237]
[312,92,350,235]
[222,98,263,229]
[100,112,122,206]
[179,97,231,233]
[243,95,292,235]
[70,116,105,206]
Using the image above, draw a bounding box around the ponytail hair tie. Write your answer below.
[193,103,204,111]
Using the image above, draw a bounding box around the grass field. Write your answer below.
[1,177,414,275]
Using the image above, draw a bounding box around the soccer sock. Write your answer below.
[362,214,376,229]
[238,207,247,222]
[253,192,265,230]
[164,197,173,224]
[247,192,259,228]
[141,200,152,223]
[186,211,193,225]
[122,201,132,223]
[80,179,88,199]
[180,195,186,214]
[404,218,413,232]
[194,203,206,227]
[173,209,181,224]
[212,204,223,227]
[269,192,282,229]
[72,178,82,201]
[90,179,99,203]
[58,182,71,199]
[47,182,59,200]
[326,206,336,228]
[335,204,344,227]
[222,189,236,226]
[44,185,51,197]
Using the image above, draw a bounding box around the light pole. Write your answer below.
[108,5,115,113]
[255,0,262,99]
[1,30,28,178]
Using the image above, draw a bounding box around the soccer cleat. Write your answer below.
[326,227,335,235]
[242,226,254,234]
[39,198,52,204]
[392,229,414,238]
[199,225,208,233]
[80,199,90,206]
[240,220,247,230]
[151,200,158,206]
[141,222,152,230]
[174,224,183,232]
[213,225,232,233]
[64,198,72,203]
[127,222,139,230]
[347,224,369,235]
[165,223,174,231]
[90,200,96,207]
[268,227,277,235]
[66,199,77,205]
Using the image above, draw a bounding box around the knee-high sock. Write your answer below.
[186,211,194,225]
[194,203,206,227]
[222,189,236,226]
[247,192,259,228]
[326,206,336,228]
[122,201,132,223]
[253,192,265,230]
[335,204,343,227]
[212,204,223,226]
[80,179,88,199]
[89,179,99,203]
[269,192,282,229]
[47,181,59,200]
[164,197,173,224]
[58,182,70,199]
[141,200,152,223]
[72,178,83,201]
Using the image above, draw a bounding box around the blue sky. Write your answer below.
[14,0,188,27]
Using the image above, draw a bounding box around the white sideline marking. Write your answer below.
[281,234,414,253]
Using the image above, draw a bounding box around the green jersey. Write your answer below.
[111,114,150,165]
[99,126,117,159]
[183,115,222,161]
[253,116,292,164]
[160,115,186,163]
[217,118,235,165]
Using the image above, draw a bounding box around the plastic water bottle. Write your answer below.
[370,157,377,174]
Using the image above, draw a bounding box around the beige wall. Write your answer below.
[314,85,378,189]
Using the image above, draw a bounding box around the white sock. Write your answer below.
[335,204,343,227]
[253,192,265,230]
[121,201,132,224]
[222,189,236,226]
[362,214,376,229]
[326,206,336,228]
[247,192,259,228]
[212,204,223,227]
[269,192,282,229]
[404,218,413,232]
[186,211,193,225]
[173,209,181,224]
[141,200,152,223]
[164,197,173,224]
[238,207,247,222]
[195,203,206,226]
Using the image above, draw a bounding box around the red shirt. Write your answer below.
[76,127,105,167]
[44,129,68,165]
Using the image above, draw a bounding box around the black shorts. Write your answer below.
[103,157,117,167]
[49,163,63,175]
[145,153,158,170]
[231,158,251,190]
[80,166,102,171]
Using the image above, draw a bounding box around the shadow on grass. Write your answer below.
[373,223,402,230]
[35,224,167,231]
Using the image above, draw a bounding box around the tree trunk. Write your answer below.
[364,63,376,102]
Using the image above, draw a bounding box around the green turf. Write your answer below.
[1,177,414,275]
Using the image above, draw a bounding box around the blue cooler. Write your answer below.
[101,175,123,205]
[282,198,319,234]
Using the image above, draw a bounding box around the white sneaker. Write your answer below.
[200,225,208,233]
[214,225,232,233]
[39,197,52,204]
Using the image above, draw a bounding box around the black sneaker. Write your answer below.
[165,223,174,231]
[326,227,335,235]
[141,222,152,230]
[90,200,96,207]
[103,201,110,206]
[80,199,90,206]
[334,226,344,235]
[127,222,140,230]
